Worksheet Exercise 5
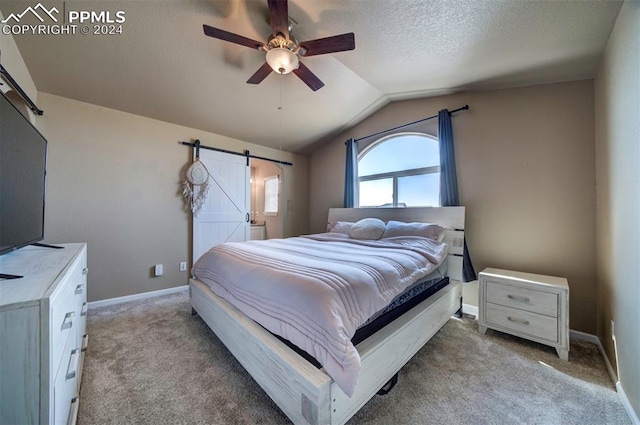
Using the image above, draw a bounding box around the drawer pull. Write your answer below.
[82,334,89,352]
[61,312,75,330]
[68,397,79,425]
[507,316,530,325]
[81,302,88,317]
[75,284,84,295]
[507,294,530,303]
[82,267,88,275]
[66,349,79,380]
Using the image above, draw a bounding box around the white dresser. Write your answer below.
[0,243,88,424]
[478,268,569,360]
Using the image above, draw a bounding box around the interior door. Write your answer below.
[193,149,250,262]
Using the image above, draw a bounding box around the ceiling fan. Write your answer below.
[203,0,355,91]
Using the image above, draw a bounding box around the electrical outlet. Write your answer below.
[154,264,163,276]
[611,320,615,339]
[179,261,187,272]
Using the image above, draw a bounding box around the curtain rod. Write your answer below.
[352,104,469,143]
[180,140,293,167]
[0,65,44,115]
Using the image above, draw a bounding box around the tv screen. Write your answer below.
[0,91,47,255]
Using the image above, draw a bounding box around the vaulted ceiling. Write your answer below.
[2,0,623,152]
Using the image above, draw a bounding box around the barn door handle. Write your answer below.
[246,213,250,222]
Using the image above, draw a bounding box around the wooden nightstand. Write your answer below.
[478,268,569,360]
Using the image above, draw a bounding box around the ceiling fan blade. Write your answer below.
[247,62,273,85]
[299,33,355,57]
[268,0,289,40]
[203,24,265,50]
[293,62,324,91]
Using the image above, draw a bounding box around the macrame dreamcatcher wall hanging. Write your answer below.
[182,140,210,216]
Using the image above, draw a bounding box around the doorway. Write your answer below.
[250,158,284,240]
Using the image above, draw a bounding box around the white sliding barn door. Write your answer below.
[193,149,250,262]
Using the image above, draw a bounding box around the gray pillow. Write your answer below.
[349,218,386,240]
[327,221,354,235]
[382,220,445,240]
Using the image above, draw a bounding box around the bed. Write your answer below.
[189,207,465,424]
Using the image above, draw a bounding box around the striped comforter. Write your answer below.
[191,233,448,396]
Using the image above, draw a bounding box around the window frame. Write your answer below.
[263,174,279,216]
[357,132,440,208]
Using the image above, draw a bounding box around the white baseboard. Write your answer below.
[569,329,601,344]
[88,285,188,309]
[617,381,640,425]
[462,303,478,317]
[570,330,618,383]
[569,330,638,424]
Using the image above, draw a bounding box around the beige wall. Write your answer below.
[309,81,597,333]
[32,93,307,302]
[595,0,639,418]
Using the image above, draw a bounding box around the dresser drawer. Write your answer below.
[51,253,86,366]
[486,281,558,317]
[486,303,558,343]
[76,301,88,349]
[53,333,80,425]
[50,274,79,372]
[73,278,88,350]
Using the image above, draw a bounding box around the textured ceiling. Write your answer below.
[1,0,623,152]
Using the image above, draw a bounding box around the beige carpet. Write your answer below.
[78,289,630,424]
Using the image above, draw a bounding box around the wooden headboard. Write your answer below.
[327,207,465,282]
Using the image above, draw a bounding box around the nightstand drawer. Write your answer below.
[486,281,557,317]
[486,303,558,342]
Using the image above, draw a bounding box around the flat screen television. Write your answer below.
[0,91,47,256]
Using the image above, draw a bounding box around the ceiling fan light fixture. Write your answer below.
[266,47,299,75]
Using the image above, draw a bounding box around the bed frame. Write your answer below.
[190,207,465,425]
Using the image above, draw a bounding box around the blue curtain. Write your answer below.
[344,138,358,208]
[438,109,476,282]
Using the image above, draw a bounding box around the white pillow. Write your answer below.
[382,220,445,240]
[327,221,354,235]
[349,218,386,240]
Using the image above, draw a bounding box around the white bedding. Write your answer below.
[191,233,448,396]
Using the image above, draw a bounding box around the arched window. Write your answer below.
[358,133,439,207]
